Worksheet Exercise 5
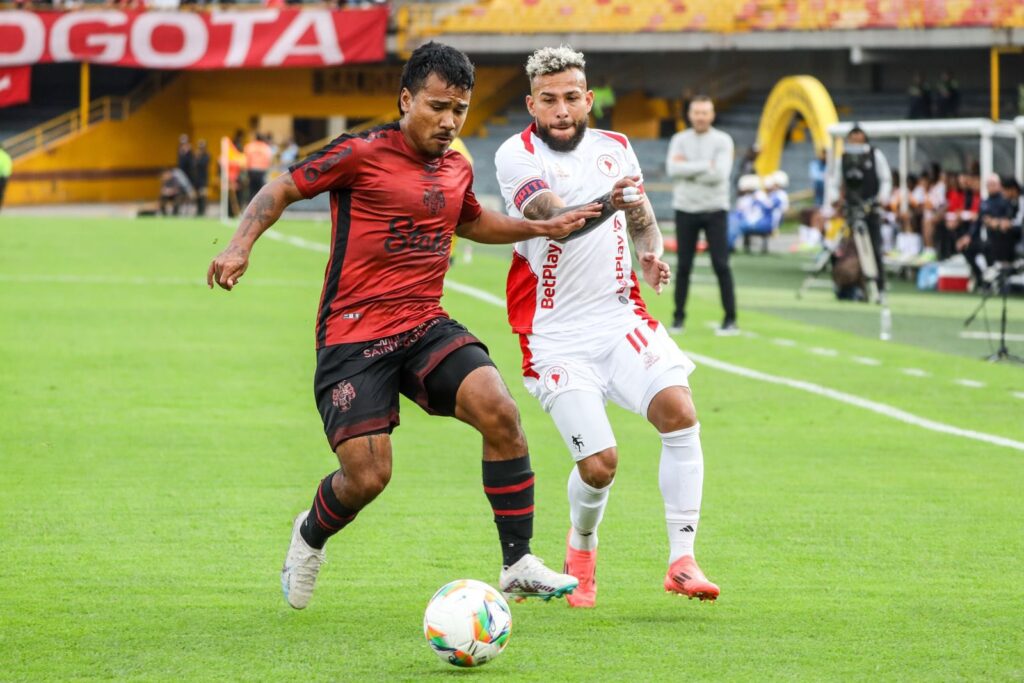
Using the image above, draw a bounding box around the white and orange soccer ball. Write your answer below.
[423,579,512,668]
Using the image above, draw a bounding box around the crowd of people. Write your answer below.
[907,72,960,119]
[886,166,1023,283]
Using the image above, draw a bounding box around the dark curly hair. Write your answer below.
[397,42,475,117]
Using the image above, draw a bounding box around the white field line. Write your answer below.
[852,356,882,366]
[954,379,986,389]
[901,368,930,377]
[809,347,839,357]
[960,331,1024,342]
[1014,392,1024,400]
[0,273,317,287]
[772,338,798,347]
[265,228,1024,453]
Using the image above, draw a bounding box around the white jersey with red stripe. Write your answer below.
[496,124,655,344]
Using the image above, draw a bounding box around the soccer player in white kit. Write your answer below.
[495,46,720,607]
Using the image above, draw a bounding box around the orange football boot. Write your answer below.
[563,531,597,608]
[663,555,719,601]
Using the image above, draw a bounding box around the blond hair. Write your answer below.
[525,46,586,81]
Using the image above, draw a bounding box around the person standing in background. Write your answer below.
[666,96,738,335]
[243,133,273,204]
[193,140,210,217]
[0,143,11,214]
[177,134,194,185]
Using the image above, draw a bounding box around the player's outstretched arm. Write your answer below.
[456,203,602,244]
[207,174,305,291]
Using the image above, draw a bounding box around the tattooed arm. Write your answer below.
[207,173,305,290]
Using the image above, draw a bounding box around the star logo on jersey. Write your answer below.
[331,380,357,413]
[423,184,446,216]
[596,154,619,177]
[543,366,569,392]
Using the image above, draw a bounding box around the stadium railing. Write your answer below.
[2,72,175,161]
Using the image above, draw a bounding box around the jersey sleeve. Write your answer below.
[623,137,645,188]
[495,141,551,216]
[289,133,362,198]
[459,171,483,225]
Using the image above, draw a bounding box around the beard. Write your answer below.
[536,117,588,152]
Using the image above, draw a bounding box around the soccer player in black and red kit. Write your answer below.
[207,43,600,609]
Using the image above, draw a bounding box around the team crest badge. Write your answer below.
[423,184,446,216]
[543,366,569,392]
[596,154,619,177]
[332,380,357,412]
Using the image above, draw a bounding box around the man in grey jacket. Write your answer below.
[666,96,737,335]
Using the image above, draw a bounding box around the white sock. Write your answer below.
[567,466,611,551]
[659,423,703,563]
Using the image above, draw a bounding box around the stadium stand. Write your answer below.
[421,0,1024,35]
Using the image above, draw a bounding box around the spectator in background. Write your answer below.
[809,148,826,207]
[159,168,194,216]
[243,133,273,205]
[907,73,932,119]
[0,143,11,214]
[193,139,210,217]
[935,72,960,118]
[917,165,946,265]
[733,143,759,191]
[591,78,616,129]
[177,134,194,186]
[885,171,922,263]
[221,131,246,218]
[666,95,738,335]
[279,137,299,170]
[958,174,1013,285]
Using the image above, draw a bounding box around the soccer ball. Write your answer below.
[423,579,512,668]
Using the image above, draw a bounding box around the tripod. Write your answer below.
[964,266,1024,364]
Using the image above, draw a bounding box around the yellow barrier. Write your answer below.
[754,75,838,176]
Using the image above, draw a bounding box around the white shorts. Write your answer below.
[522,322,696,461]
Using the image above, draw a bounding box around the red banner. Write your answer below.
[0,8,386,70]
[0,65,31,108]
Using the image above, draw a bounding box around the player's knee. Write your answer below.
[648,388,698,432]
[346,463,392,506]
[578,448,617,488]
[477,398,527,449]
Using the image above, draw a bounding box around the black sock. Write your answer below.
[299,471,357,549]
[482,455,534,567]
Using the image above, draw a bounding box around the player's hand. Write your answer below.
[207,243,250,291]
[639,252,671,294]
[610,176,644,210]
[539,202,603,240]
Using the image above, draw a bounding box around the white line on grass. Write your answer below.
[901,368,930,378]
[852,356,882,366]
[954,379,986,389]
[1014,392,1024,400]
[809,347,839,357]
[773,338,798,347]
[265,228,1024,453]
[960,331,1024,342]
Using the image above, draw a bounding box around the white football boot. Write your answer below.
[499,554,579,602]
[281,511,325,609]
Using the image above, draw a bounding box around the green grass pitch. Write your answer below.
[1,215,1022,681]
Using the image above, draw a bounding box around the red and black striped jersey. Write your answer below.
[290,123,482,347]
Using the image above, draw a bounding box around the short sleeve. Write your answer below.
[623,138,644,188]
[495,140,551,215]
[459,184,483,225]
[289,134,362,198]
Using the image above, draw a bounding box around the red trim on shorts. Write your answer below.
[409,336,481,414]
[484,476,535,495]
[329,413,398,450]
[634,327,648,346]
[520,123,537,154]
[519,335,540,379]
[507,251,539,334]
[492,505,535,516]
[626,333,641,353]
[628,271,659,331]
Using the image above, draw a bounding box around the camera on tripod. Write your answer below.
[841,142,877,207]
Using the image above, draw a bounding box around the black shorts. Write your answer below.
[314,317,495,449]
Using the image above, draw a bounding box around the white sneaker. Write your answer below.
[499,554,579,601]
[281,511,325,610]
